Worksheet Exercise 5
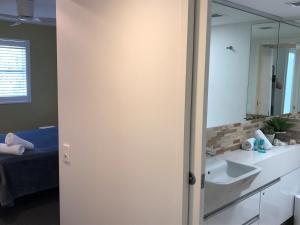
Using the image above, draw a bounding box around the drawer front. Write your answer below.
[260,177,295,225]
[204,193,260,225]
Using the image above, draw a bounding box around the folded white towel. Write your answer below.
[0,144,25,155]
[241,138,256,151]
[273,139,287,146]
[254,129,273,150]
[5,133,34,150]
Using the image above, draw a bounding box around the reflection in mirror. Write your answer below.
[275,23,300,115]
[247,22,300,118]
[246,23,279,118]
[207,3,279,128]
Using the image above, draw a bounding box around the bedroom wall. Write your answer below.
[0,20,58,133]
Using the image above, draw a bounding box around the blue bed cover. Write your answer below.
[0,127,59,207]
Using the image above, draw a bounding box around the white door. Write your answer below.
[56,0,208,225]
[257,46,273,115]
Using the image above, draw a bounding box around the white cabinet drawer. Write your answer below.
[260,176,296,225]
[204,193,260,225]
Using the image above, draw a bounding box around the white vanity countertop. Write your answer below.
[204,144,300,215]
[206,144,300,167]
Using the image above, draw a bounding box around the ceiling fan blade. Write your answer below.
[35,17,56,26]
[32,17,41,22]
[0,13,55,26]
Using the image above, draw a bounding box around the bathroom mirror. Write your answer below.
[247,22,300,118]
[273,23,300,115]
[207,3,279,128]
[246,22,280,118]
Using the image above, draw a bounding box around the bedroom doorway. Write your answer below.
[0,0,59,224]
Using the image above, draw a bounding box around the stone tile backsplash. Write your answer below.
[206,113,300,156]
[287,115,300,143]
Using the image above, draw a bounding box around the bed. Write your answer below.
[0,127,59,207]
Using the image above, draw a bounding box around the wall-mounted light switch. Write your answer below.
[62,143,71,164]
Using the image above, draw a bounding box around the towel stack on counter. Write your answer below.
[241,129,273,153]
[0,133,34,155]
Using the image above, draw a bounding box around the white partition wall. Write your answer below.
[56,0,206,224]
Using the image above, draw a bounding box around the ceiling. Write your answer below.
[212,3,270,26]
[0,0,298,20]
[0,0,298,25]
[228,0,300,19]
[212,3,300,42]
[0,0,55,19]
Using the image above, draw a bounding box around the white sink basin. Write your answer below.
[205,160,261,187]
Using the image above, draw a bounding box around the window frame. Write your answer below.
[0,38,31,104]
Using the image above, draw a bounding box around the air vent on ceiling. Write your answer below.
[211,13,224,18]
[286,1,300,7]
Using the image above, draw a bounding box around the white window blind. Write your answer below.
[0,39,31,103]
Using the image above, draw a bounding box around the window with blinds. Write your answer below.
[0,39,31,103]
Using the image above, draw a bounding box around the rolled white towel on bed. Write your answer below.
[241,138,256,151]
[254,129,273,150]
[0,144,25,155]
[5,133,34,150]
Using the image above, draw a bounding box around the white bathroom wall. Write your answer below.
[207,23,251,127]
[56,0,194,225]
